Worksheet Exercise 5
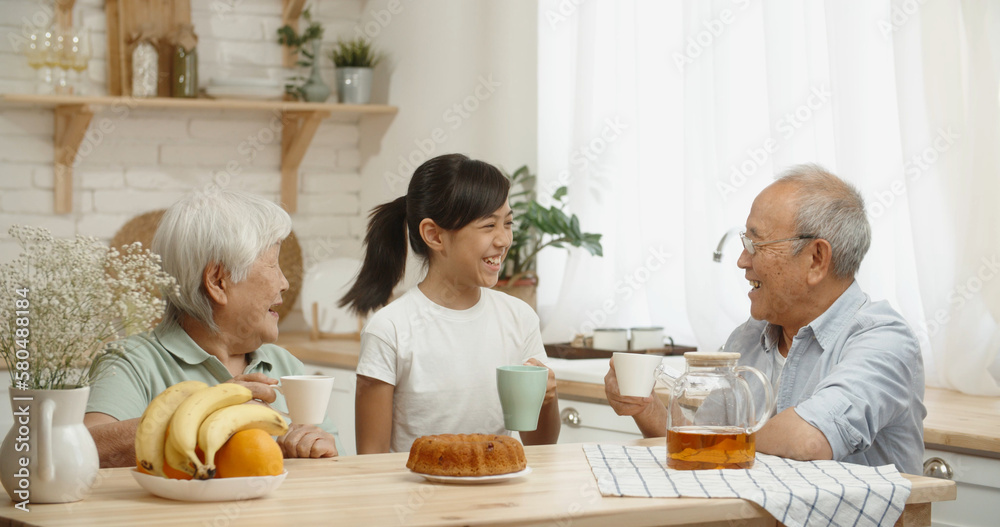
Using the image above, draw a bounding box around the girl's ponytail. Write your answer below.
[340,153,509,316]
[339,196,408,315]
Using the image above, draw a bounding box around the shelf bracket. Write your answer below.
[281,0,309,67]
[53,104,94,214]
[281,109,329,213]
[55,0,75,31]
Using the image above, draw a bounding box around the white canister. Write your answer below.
[592,328,629,351]
[630,326,665,351]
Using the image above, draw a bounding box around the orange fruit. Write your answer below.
[136,458,152,475]
[163,458,194,480]
[214,429,284,478]
[161,425,197,480]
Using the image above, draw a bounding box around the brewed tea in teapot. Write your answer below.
[655,352,774,470]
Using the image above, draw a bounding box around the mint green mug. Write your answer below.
[496,365,548,431]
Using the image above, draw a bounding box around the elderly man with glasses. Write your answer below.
[604,164,925,474]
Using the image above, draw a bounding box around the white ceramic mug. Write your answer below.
[630,326,665,351]
[613,352,664,397]
[592,328,629,351]
[273,375,335,424]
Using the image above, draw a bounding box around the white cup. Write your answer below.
[613,352,664,397]
[630,326,664,351]
[592,328,629,351]
[273,375,335,424]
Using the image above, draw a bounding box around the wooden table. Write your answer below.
[0,439,954,527]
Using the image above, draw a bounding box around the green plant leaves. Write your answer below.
[328,37,384,68]
[276,7,325,101]
[502,165,604,278]
[276,8,324,49]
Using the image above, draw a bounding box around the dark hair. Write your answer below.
[339,153,510,315]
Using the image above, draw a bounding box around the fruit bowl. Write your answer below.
[131,469,287,502]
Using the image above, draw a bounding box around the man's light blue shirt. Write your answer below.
[725,281,925,474]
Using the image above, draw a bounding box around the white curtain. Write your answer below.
[537,0,1000,395]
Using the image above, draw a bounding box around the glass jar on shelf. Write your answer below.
[131,38,158,98]
[171,24,198,98]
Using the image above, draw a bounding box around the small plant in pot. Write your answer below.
[328,37,383,104]
[496,165,604,310]
[276,7,329,102]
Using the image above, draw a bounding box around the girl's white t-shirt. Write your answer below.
[356,286,546,453]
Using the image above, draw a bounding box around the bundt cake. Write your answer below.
[406,434,527,476]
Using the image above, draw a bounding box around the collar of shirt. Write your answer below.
[757,280,867,355]
[152,322,274,379]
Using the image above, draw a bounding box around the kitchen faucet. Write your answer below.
[712,227,743,262]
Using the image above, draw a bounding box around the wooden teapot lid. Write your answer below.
[683,352,741,362]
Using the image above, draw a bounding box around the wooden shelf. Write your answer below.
[0,93,397,114]
[0,93,397,213]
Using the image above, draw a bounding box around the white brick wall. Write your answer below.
[1,165,35,189]
[91,189,188,214]
[302,172,363,193]
[0,190,55,214]
[78,170,125,189]
[0,109,53,135]
[122,169,209,190]
[0,0,370,331]
[0,213,75,238]
[0,135,51,163]
[77,213,134,238]
[32,166,54,188]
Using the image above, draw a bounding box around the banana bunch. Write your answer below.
[135,382,288,480]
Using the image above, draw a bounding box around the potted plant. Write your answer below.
[0,225,176,503]
[496,165,604,309]
[328,37,383,104]
[276,7,329,102]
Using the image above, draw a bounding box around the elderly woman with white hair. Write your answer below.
[85,190,339,468]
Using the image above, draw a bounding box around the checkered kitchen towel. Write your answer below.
[583,444,911,527]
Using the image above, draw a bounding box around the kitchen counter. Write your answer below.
[276,331,361,370]
[276,332,674,404]
[276,332,1000,456]
[0,437,954,527]
[923,387,1000,455]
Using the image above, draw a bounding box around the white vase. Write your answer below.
[0,387,99,504]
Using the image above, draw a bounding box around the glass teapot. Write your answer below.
[655,352,774,470]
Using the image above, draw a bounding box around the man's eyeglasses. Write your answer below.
[739,232,817,255]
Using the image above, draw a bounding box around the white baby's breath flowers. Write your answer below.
[0,225,178,390]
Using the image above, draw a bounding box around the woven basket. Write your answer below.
[110,210,303,322]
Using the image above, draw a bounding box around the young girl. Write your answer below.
[341,153,560,454]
